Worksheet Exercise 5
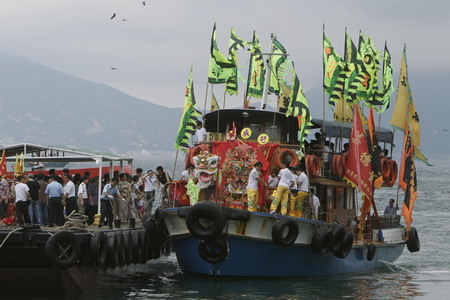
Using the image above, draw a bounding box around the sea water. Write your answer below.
[10,155,450,299]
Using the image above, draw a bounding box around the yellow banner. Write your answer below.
[391,50,409,131]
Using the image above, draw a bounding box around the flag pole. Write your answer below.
[322,24,326,152]
[222,88,227,109]
[203,82,209,114]
[261,33,275,110]
[172,150,179,181]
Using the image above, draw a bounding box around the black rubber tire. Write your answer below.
[271,218,299,247]
[367,244,376,261]
[224,207,251,221]
[407,226,420,253]
[115,231,126,267]
[198,237,228,264]
[106,232,119,268]
[122,231,133,266]
[131,230,141,264]
[89,231,108,268]
[331,224,346,253]
[154,207,165,226]
[186,201,226,240]
[310,226,334,255]
[145,215,168,244]
[138,229,149,264]
[152,242,161,260]
[177,206,191,218]
[44,231,81,269]
[334,231,354,259]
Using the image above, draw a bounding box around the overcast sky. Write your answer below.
[0,0,448,109]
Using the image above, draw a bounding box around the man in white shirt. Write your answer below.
[63,174,77,216]
[181,164,195,181]
[77,175,89,215]
[270,162,294,215]
[15,175,31,225]
[194,121,207,143]
[267,169,279,188]
[246,162,268,212]
[288,167,309,218]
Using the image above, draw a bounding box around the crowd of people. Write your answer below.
[0,166,172,228]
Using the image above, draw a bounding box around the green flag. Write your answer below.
[285,62,313,154]
[368,43,394,112]
[226,28,247,95]
[175,65,202,151]
[323,33,343,95]
[246,31,265,99]
[342,32,362,103]
[269,38,287,95]
[346,34,380,103]
[208,23,235,84]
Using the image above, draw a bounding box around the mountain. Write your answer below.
[0,54,183,155]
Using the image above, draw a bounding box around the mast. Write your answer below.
[261,33,275,110]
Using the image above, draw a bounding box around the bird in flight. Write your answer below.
[122,19,127,21]
[111,67,118,70]
[143,1,146,5]
[111,13,116,20]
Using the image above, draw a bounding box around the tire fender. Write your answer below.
[44,231,81,269]
[272,218,299,247]
[406,226,420,253]
[198,237,228,264]
[310,226,333,255]
[185,201,226,240]
[334,231,354,259]
[89,231,107,268]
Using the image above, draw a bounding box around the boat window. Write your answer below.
[336,187,345,209]
[266,122,280,142]
[248,123,261,140]
[326,187,334,210]
[345,188,354,209]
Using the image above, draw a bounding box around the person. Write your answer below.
[86,177,99,225]
[246,162,268,212]
[45,175,65,227]
[181,164,195,181]
[156,166,172,207]
[137,185,145,219]
[268,169,279,188]
[0,175,10,219]
[384,199,399,217]
[37,173,49,226]
[141,170,156,209]
[118,173,131,221]
[342,143,350,154]
[310,188,320,219]
[99,178,121,228]
[288,167,309,218]
[15,176,31,225]
[270,162,295,215]
[131,175,143,209]
[26,173,41,225]
[63,174,77,215]
[77,175,89,215]
[194,121,207,143]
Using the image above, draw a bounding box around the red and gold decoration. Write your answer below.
[221,144,257,194]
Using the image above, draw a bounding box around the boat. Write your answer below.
[153,26,424,277]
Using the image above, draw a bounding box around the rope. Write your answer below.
[60,211,89,230]
[0,227,22,248]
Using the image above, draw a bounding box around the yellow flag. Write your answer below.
[391,47,421,147]
[210,92,219,111]
[277,82,290,112]
[333,96,354,123]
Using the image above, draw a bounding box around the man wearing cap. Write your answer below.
[26,174,41,225]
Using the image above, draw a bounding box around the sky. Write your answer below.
[0,0,448,109]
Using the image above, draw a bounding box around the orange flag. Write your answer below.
[344,103,373,238]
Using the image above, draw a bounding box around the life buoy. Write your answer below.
[106,232,119,268]
[406,227,420,253]
[131,230,141,264]
[306,155,320,177]
[331,224,346,253]
[367,244,376,261]
[381,158,391,182]
[44,231,81,269]
[272,218,299,247]
[198,237,228,264]
[332,154,347,179]
[186,144,210,168]
[310,226,334,255]
[273,148,300,169]
[89,231,108,268]
[185,201,226,240]
[386,159,398,187]
[334,231,354,259]
[224,207,251,222]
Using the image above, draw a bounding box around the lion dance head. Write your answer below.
[193,151,220,189]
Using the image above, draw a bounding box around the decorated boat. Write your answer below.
[155,26,427,277]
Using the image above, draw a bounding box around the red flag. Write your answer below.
[344,104,373,238]
[0,150,6,178]
[226,122,237,141]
